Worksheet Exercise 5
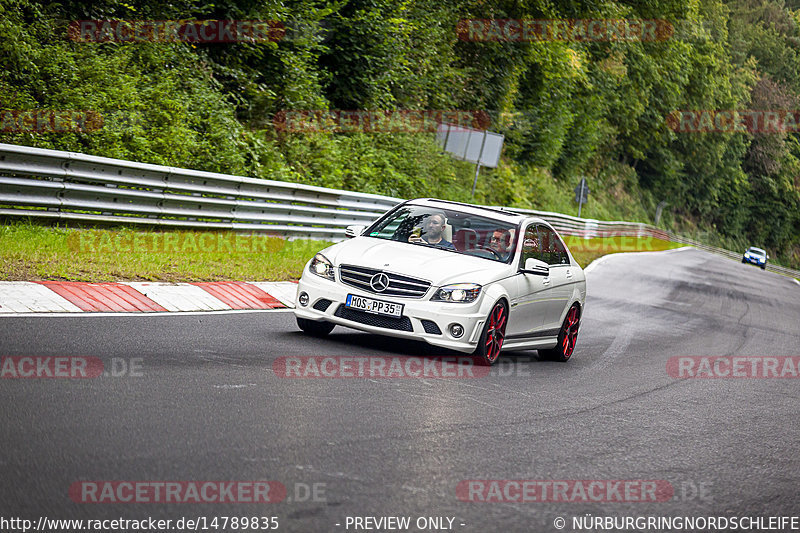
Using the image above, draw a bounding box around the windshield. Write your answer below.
[748,247,766,256]
[365,205,519,263]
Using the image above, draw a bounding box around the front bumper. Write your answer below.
[743,255,765,266]
[293,272,490,353]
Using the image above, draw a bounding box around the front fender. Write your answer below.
[480,282,511,317]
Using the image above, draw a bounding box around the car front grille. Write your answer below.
[333,305,413,331]
[339,265,431,298]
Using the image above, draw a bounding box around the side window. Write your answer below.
[519,225,543,268]
[539,226,569,265]
[519,225,569,267]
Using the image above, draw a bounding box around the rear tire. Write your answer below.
[539,304,581,362]
[473,301,508,366]
[296,317,335,336]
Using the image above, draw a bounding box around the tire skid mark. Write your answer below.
[573,321,635,381]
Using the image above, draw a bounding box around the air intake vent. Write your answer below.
[420,319,442,335]
[333,305,413,331]
[312,299,332,312]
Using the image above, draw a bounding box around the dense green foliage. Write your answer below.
[1,0,799,266]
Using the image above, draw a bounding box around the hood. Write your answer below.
[320,237,512,286]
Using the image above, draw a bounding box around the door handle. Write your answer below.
[566,270,573,278]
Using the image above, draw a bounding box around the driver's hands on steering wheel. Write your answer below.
[408,227,424,244]
[467,245,502,260]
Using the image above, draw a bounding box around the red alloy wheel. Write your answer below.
[475,301,507,365]
[561,305,580,359]
[539,304,581,362]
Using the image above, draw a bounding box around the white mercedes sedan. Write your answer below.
[294,199,587,365]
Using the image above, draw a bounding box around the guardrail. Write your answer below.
[507,206,800,278]
[1,142,798,279]
[0,143,401,240]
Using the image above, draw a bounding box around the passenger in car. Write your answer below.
[408,212,456,250]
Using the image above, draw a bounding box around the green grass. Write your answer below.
[1,222,685,282]
[563,235,684,269]
[0,222,331,282]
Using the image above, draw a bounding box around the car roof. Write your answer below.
[406,198,545,225]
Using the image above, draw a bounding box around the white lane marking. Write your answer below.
[123,282,232,312]
[663,246,694,253]
[583,246,693,275]
[250,281,298,307]
[0,282,83,313]
[583,254,611,275]
[0,308,295,318]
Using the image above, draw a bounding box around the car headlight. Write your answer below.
[309,253,335,281]
[431,283,482,303]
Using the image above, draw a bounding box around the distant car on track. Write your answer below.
[742,246,768,270]
[294,199,587,365]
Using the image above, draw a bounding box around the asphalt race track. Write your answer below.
[1,248,799,532]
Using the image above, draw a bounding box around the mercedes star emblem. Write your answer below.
[370,272,390,292]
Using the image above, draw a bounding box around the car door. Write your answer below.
[535,224,573,331]
[504,223,551,341]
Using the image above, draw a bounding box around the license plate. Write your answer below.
[345,294,403,317]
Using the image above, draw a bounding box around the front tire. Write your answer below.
[473,301,508,366]
[539,304,581,362]
[296,317,335,336]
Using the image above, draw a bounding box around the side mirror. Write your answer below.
[521,258,549,276]
[345,225,366,238]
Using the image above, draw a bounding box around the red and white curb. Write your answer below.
[0,281,298,314]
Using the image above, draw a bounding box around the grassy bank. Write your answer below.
[0,224,331,282]
[563,235,684,269]
[1,222,685,282]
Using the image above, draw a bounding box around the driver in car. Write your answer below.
[489,228,514,260]
[408,212,456,250]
